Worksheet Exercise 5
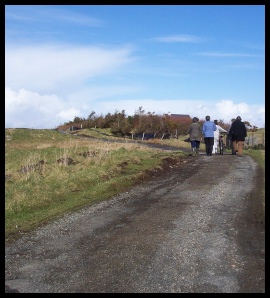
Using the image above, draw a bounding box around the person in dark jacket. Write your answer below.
[227,118,236,155]
[228,116,247,157]
[186,117,202,156]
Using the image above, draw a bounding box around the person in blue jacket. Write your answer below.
[202,115,217,156]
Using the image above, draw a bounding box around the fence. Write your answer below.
[245,131,265,148]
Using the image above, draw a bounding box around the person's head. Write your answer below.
[205,115,210,121]
[236,116,242,121]
[193,117,199,123]
[214,120,218,125]
[231,118,236,123]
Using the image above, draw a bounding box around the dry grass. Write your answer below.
[5,129,185,241]
[6,127,264,242]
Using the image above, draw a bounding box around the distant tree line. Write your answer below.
[57,107,193,138]
[56,106,256,139]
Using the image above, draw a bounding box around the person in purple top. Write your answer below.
[202,115,217,156]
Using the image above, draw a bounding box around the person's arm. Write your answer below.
[243,124,247,138]
[228,123,235,138]
[186,125,191,135]
[219,126,227,133]
[199,124,203,140]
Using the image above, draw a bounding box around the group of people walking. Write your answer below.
[186,115,247,157]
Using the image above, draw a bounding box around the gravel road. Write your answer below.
[5,151,265,293]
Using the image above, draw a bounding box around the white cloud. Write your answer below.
[78,98,265,128]
[5,44,135,95]
[6,6,105,27]
[5,87,69,129]
[56,108,82,121]
[5,88,265,129]
[153,34,202,43]
[5,41,264,130]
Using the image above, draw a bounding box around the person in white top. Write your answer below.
[212,120,227,154]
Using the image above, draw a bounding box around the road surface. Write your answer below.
[5,152,265,293]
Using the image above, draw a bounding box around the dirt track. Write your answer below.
[5,149,265,293]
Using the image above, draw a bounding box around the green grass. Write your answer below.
[5,128,186,242]
[245,148,265,213]
[76,127,116,139]
[5,128,265,243]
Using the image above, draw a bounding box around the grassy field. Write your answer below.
[5,128,187,242]
[245,148,265,212]
[5,128,265,242]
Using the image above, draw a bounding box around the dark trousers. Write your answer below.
[190,140,200,148]
[204,137,214,156]
[229,138,235,155]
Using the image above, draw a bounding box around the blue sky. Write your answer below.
[5,5,265,129]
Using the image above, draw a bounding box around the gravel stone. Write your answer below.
[5,151,265,293]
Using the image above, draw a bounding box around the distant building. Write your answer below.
[165,114,192,123]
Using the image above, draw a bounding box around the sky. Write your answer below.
[5,5,265,129]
